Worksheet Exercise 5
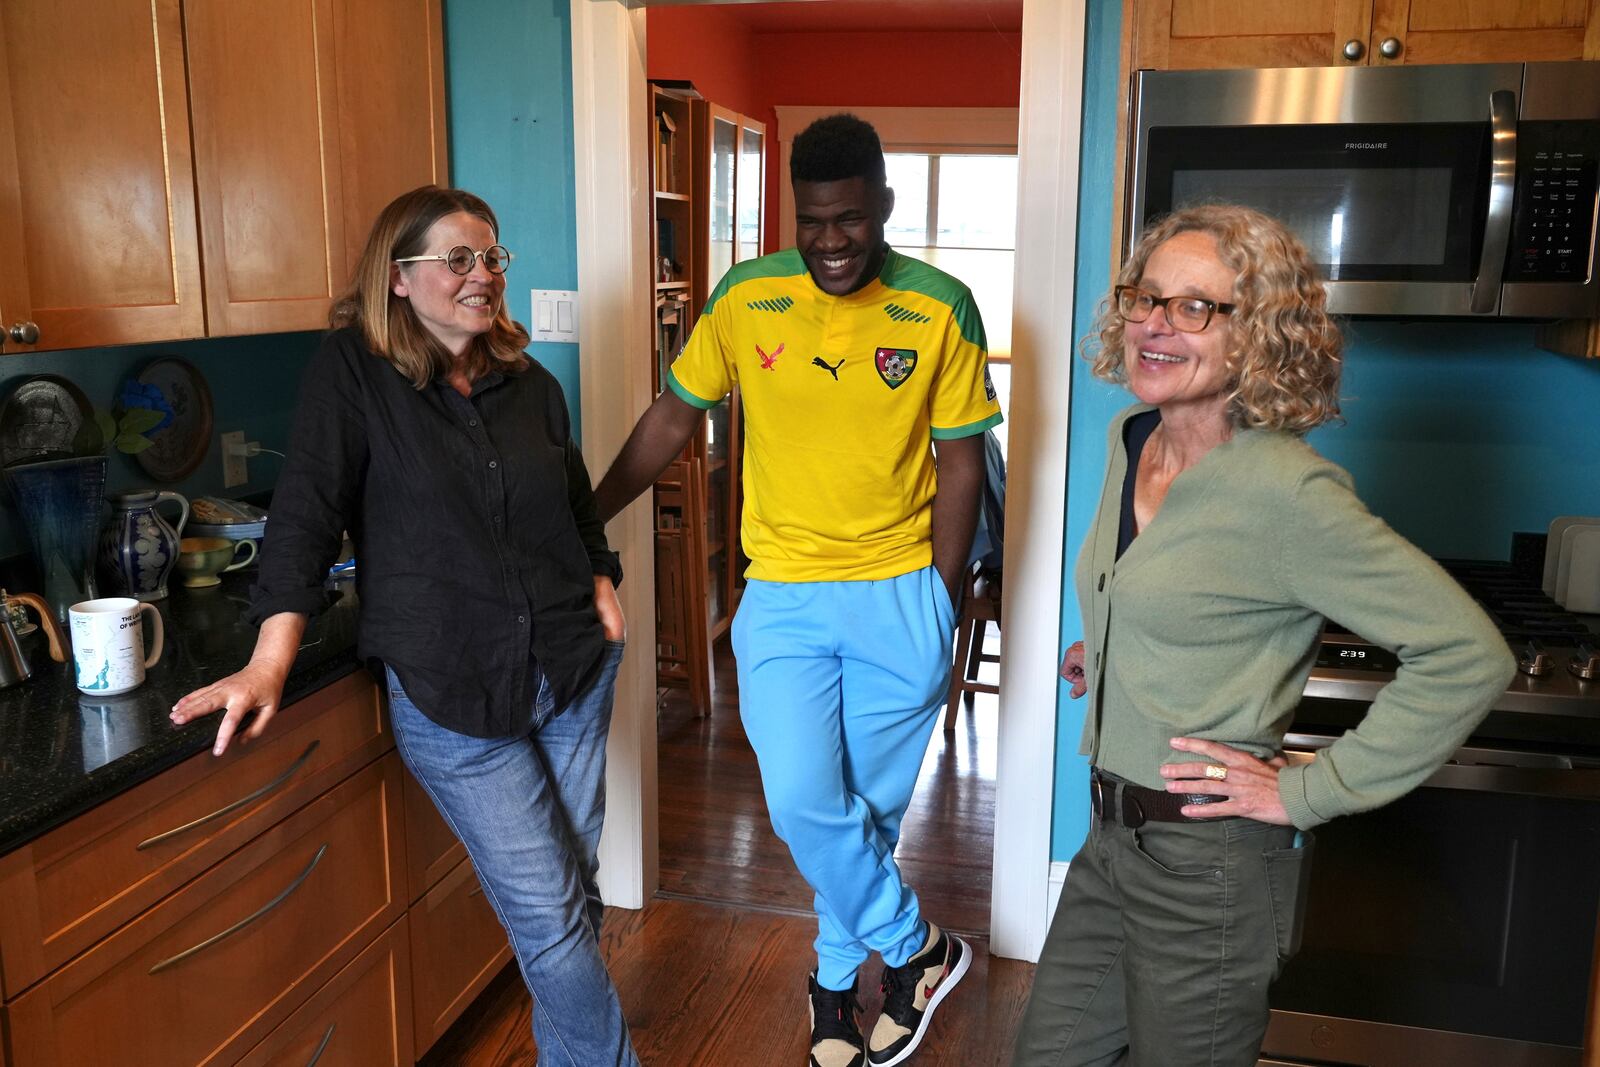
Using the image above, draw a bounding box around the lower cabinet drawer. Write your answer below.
[400,766,465,905]
[409,856,512,1053]
[4,754,405,1067]
[235,915,415,1067]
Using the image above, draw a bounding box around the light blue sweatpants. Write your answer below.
[732,564,959,991]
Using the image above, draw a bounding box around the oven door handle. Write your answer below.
[1469,88,1517,314]
[1282,732,1600,800]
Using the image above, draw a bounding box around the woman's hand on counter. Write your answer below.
[1162,737,1294,825]
[169,612,306,756]
[594,574,625,643]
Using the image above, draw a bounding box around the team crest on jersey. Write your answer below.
[874,347,918,389]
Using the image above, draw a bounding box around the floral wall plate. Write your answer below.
[130,359,214,482]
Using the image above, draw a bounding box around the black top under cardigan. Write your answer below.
[250,327,622,738]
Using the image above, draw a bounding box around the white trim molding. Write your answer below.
[571,0,658,910]
[774,105,1020,245]
[1048,860,1071,923]
[988,0,1087,962]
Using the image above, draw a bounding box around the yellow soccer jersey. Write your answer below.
[668,248,1003,582]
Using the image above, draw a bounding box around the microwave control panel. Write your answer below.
[1509,122,1600,281]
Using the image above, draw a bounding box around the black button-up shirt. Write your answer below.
[250,328,622,737]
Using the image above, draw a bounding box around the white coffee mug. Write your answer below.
[68,598,164,696]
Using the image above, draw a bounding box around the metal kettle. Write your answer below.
[0,590,67,688]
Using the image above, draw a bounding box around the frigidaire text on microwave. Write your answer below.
[1128,62,1600,318]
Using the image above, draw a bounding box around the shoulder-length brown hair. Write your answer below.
[1088,204,1343,433]
[331,185,530,388]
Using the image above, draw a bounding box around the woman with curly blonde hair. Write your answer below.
[1011,204,1513,1066]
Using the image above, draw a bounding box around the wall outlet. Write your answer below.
[221,431,247,488]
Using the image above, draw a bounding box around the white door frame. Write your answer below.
[570,0,1087,961]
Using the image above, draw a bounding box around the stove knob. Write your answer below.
[1518,640,1554,677]
[1570,643,1600,681]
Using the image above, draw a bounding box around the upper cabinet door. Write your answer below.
[185,0,346,336]
[0,0,205,354]
[1133,0,1375,70]
[1370,0,1600,65]
[330,0,449,279]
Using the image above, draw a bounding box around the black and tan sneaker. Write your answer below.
[808,972,865,1067]
[866,922,971,1066]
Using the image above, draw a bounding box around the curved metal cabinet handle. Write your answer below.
[1471,89,1518,315]
[148,843,327,975]
[137,740,321,850]
[305,1021,337,1067]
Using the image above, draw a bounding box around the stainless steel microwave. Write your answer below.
[1127,63,1600,318]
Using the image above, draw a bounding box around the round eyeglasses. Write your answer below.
[1114,284,1235,334]
[394,244,513,276]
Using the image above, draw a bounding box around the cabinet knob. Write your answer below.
[1378,36,1402,59]
[1342,39,1364,61]
[7,321,38,345]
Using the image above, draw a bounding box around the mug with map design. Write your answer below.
[68,598,163,696]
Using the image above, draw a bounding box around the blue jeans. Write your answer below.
[385,643,638,1067]
[732,565,958,991]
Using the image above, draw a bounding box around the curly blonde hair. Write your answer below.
[1088,204,1343,433]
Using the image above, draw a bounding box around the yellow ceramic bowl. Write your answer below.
[176,536,257,588]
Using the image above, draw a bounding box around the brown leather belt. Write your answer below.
[1090,767,1227,827]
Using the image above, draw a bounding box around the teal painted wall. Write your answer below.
[445,0,583,434]
[1051,0,1600,860]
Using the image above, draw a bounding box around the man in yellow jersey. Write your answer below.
[595,115,1001,1067]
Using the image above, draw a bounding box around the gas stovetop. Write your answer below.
[1306,559,1600,725]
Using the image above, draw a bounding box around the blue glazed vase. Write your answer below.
[4,456,110,625]
[99,490,189,602]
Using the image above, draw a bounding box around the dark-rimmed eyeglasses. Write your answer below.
[1114,284,1235,334]
[394,244,513,276]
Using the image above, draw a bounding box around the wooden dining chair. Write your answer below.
[944,564,1001,732]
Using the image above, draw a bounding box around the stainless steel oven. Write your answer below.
[1263,559,1600,1066]
[1128,62,1600,318]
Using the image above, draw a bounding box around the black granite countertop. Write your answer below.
[0,571,363,855]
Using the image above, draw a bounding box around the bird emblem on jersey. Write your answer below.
[874,347,918,389]
[756,342,784,370]
[812,356,845,380]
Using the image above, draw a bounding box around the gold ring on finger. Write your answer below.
[1204,764,1228,781]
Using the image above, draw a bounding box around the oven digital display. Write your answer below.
[1315,639,1401,673]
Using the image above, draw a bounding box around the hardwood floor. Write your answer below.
[421,629,1027,1065]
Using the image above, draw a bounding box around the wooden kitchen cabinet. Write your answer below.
[0,0,205,354]
[4,754,406,1067]
[0,0,446,352]
[0,670,389,998]
[233,915,416,1067]
[407,857,512,1051]
[401,764,467,904]
[186,0,448,335]
[1133,0,1600,71]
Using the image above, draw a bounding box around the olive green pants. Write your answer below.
[1011,803,1314,1067]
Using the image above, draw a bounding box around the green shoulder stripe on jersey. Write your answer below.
[666,369,722,410]
[884,302,931,324]
[931,411,1004,440]
[880,251,989,350]
[747,295,795,313]
[704,249,807,316]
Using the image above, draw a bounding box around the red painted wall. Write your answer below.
[646,9,1022,253]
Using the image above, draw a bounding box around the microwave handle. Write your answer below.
[1470,89,1518,314]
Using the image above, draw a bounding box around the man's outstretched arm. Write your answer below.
[595,389,707,523]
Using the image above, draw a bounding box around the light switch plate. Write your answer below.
[530,289,579,344]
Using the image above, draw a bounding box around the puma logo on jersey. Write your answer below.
[812,357,844,380]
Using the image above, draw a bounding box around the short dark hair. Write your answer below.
[790,114,886,188]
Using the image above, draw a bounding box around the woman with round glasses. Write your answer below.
[1011,204,1513,1066]
[172,185,640,1066]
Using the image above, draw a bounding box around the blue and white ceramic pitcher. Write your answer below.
[100,490,189,602]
